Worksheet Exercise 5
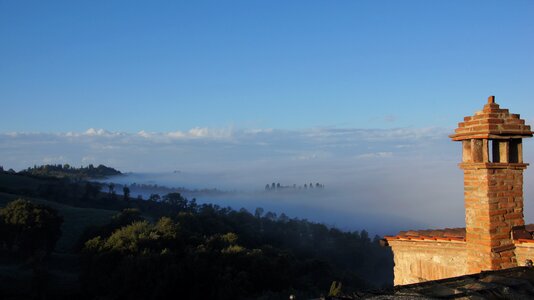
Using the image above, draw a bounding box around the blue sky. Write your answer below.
[1,1,533,132]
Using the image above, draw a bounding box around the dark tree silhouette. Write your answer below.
[123,186,130,202]
[0,199,63,258]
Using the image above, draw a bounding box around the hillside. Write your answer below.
[18,164,121,180]
[0,169,393,299]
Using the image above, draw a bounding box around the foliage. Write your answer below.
[329,281,343,296]
[162,192,188,208]
[79,197,393,299]
[75,208,144,251]
[85,218,178,254]
[20,164,121,180]
[0,199,63,258]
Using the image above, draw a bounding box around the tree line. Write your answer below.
[20,164,121,179]
[265,182,325,191]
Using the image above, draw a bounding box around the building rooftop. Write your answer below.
[325,267,534,299]
[389,266,534,299]
[450,96,532,141]
[384,224,534,244]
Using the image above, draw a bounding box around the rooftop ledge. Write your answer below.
[383,225,534,246]
[384,236,466,243]
[459,162,529,170]
[450,133,533,141]
[384,236,534,246]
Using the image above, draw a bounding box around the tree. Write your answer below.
[123,186,130,202]
[108,183,116,200]
[264,211,277,220]
[162,193,187,209]
[84,217,178,255]
[0,199,63,258]
[278,213,289,222]
[148,194,161,202]
[360,230,369,243]
[254,207,264,218]
[108,183,115,194]
[84,182,101,200]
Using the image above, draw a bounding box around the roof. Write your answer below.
[449,96,532,141]
[391,266,534,299]
[384,224,534,244]
[324,267,534,299]
[385,228,466,242]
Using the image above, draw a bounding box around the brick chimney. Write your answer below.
[450,96,533,273]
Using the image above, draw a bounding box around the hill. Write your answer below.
[0,168,393,299]
[18,164,121,180]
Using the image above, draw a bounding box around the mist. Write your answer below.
[4,127,534,237]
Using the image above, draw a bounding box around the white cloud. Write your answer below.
[42,155,67,164]
[188,127,209,137]
[137,130,153,138]
[167,131,186,139]
[164,127,233,140]
[244,128,274,134]
[357,152,393,159]
[85,128,105,136]
[81,156,96,164]
[0,126,453,174]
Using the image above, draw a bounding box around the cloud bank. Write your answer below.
[0,126,452,173]
[3,126,534,235]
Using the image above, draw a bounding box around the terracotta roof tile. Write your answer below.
[385,227,466,242]
[385,224,534,243]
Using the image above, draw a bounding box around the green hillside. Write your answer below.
[0,192,117,252]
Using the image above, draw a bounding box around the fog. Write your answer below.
[3,127,534,237]
[101,155,464,237]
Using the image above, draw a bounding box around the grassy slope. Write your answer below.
[0,192,117,252]
[0,172,44,190]
[0,173,119,296]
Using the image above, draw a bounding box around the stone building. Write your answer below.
[385,96,534,285]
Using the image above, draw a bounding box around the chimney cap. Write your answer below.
[450,96,533,141]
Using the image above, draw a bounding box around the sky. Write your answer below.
[1,1,534,233]
[1,1,533,132]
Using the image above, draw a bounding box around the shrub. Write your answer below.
[0,199,63,258]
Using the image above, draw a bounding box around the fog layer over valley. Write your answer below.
[4,127,534,236]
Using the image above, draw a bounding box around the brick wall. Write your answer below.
[388,240,467,285]
[463,166,525,272]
